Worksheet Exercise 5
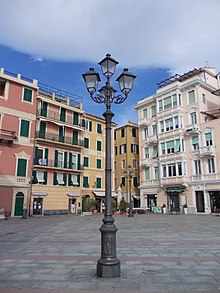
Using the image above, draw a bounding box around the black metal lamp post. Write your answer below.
[123,165,134,217]
[82,54,136,278]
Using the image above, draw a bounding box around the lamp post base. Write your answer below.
[97,259,120,278]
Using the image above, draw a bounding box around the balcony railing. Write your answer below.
[185,124,199,135]
[0,129,17,145]
[35,131,84,147]
[140,158,149,166]
[199,146,215,157]
[33,158,84,170]
[145,135,157,145]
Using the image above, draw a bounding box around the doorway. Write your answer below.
[33,198,43,215]
[209,191,220,213]
[147,195,157,210]
[195,191,205,212]
[14,192,24,216]
[69,198,76,214]
[168,193,180,211]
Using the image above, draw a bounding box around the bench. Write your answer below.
[171,208,180,215]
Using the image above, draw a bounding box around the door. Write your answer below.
[33,198,43,215]
[168,193,180,210]
[14,192,24,216]
[147,195,157,210]
[209,191,220,213]
[196,191,205,212]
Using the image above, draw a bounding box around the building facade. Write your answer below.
[0,68,38,217]
[135,67,220,214]
[114,122,140,207]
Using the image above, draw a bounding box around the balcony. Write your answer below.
[140,158,149,166]
[35,131,84,148]
[160,177,187,186]
[0,129,17,146]
[145,135,157,145]
[185,125,199,135]
[138,117,150,127]
[199,146,215,157]
[33,157,84,171]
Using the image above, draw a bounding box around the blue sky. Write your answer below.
[1,0,220,125]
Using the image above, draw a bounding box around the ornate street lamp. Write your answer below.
[123,165,134,217]
[82,54,136,278]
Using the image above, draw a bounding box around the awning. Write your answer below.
[165,188,185,193]
[67,193,80,197]
[32,192,48,196]
[93,191,118,198]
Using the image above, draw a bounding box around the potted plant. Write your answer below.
[83,198,95,215]
[183,203,188,214]
[162,204,167,214]
[119,199,129,215]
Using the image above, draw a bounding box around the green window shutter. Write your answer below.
[133,177,138,186]
[73,112,79,125]
[43,172,47,184]
[72,130,78,145]
[39,121,46,139]
[63,174,67,186]
[23,88,32,102]
[32,170,37,184]
[189,90,195,104]
[41,101,48,117]
[53,172,58,185]
[205,132,212,141]
[77,175,81,186]
[122,177,126,186]
[175,139,180,152]
[84,157,89,167]
[34,147,38,165]
[151,105,156,117]
[83,176,89,187]
[192,135,199,144]
[45,148,48,166]
[166,140,174,149]
[96,177,101,188]
[54,150,58,167]
[89,121,92,131]
[161,143,165,151]
[77,154,81,170]
[82,119,85,127]
[145,167,150,180]
[84,137,89,148]
[143,109,147,119]
[20,120,29,137]
[69,153,72,169]
[68,174,72,186]
[17,159,27,176]
[97,141,102,151]
[145,147,149,155]
[97,124,102,133]
[60,108,66,122]
[64,152,67,168]
[152,146,158,157]
[97,159,101,169]
[59,126,64,142]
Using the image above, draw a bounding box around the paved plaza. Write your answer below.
[0,213,220,293]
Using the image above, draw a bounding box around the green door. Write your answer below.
[14,193,24,216]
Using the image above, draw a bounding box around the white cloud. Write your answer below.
[1,0,220,72]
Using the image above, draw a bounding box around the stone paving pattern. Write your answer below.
[0,214,220,292]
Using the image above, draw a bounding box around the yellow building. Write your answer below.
[114,121,140,207]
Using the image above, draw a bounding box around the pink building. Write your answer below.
[0,68,38,217]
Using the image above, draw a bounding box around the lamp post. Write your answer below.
[123,165,134,217]
[82,54,136,278]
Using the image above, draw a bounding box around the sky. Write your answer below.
[0,0,220,125]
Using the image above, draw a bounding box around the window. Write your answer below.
[173,94,177,106]
[60,108,66,122]
[164,96,172,110]
[96,177,102,188]
[40,101,48,117]
[145,147,149,158]
[133,159,138,169]
[152,125,157,135]
[59,126,64,143]
[23,88,33,102]
[96,159,101,169]
[97,123,102,134]
[72,130,78,145]
[20,119,30,138]
[168,164,176,177]
[166,140,174,154]
[114,130,116,140]
[133,177,138,186]
[17,158,27,177]
[143,109,147,119]
[84,137,89,148]
[194,160,201,175]
[145,166,150,180]
[97,140,102,151]
[121,176,126,186]
[151,105,156,117]
[57,151,64,168]
[144,127,148,139]
[192,135,199,150]
[161,143,165,155]
[160,121,164,133]
[205,132,212,146]
[39,121,46,139]
[202,93,206,104]
[152,145,158,158]
[159,100,163,112]
[83,176,89,187]
[207,158,215,173]
[121,159,125,169]
[115,146,117,156]
[132,128,136,137]
[188,90,195,104]
[121,128,125,137]
[85,120,92,131]
[154,166,159,180]
[162,165,166,177]
[131,144,139,154]
[190,112,197,124]
[165,118,173,131]
[120,144,126,154]
[177,162,182,176]
[174,116,180,129]
[84,156,89,167]
[175,139,180,152]
[69,153,77,169]
[0,79,6,97]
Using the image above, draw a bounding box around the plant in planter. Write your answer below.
[183,203,188,214]
[83,198,96,214]
[119,199,129,214]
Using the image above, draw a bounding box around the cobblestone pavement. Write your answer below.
[0,213,220,292]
